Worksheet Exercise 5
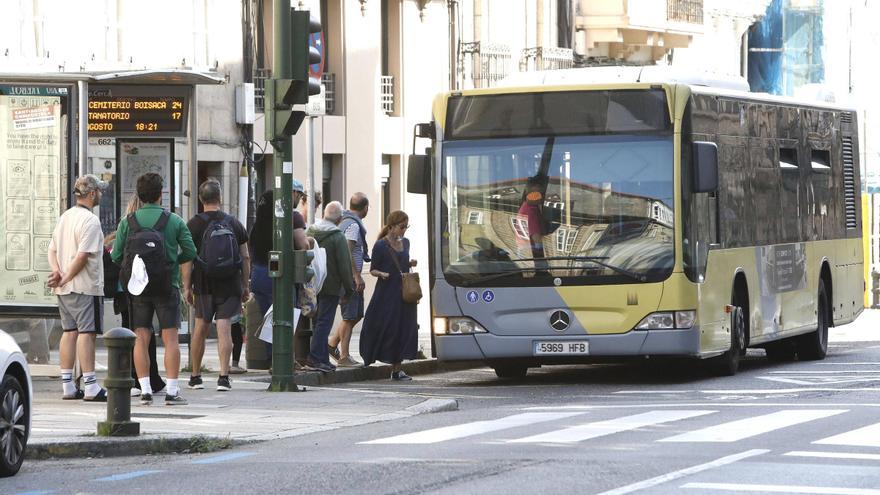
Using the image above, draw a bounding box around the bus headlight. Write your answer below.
[635,311,696,330]
[433,317,487,335]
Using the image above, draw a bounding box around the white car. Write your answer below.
[0,329,31,477]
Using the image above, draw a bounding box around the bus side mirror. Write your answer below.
[692,141,718,193]
[407,154,430,194]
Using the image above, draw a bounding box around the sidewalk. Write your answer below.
[28,375,460,460]
[27,340,470,459]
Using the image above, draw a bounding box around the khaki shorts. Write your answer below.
[58,293,104,334]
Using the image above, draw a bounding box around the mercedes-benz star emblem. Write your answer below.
[550,310,570,331]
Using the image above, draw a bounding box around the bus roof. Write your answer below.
[494,66,856,113]
[498,66,750,92]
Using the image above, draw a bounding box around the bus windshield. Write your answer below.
[440,133,675,286]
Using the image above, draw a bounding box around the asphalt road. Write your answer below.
[5,312,880,495]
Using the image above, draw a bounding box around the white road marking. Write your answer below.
[815,421,880,448]
[523,402,880,410]
[785,451,880,461]
[660,409,847,443]
[613,391,693,394]
[703,389,880,394]
[360,412,585,444]
[813,363,880,365]
[596,449,768,495]
[681,482,880,494]
[758,376,880,386]
[767,370,880,374]
[507,410,715,444]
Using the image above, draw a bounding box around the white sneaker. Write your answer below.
[130,387,141,397]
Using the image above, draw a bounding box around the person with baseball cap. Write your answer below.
[47,174,109,401]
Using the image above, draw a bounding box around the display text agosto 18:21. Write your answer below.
[87,96,186,134]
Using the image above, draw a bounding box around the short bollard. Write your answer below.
[97,327,140,436]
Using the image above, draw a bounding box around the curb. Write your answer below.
[28,434,235,460]
[27,396,459,460]
[250,358,482,387]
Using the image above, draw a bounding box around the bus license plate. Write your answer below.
[533,341,589,356]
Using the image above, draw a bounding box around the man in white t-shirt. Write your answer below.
[47,174,108,401]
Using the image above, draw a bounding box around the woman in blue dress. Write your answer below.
[360,210,419,381]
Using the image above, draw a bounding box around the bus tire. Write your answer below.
[764,340,797,362]
[797,279,829,361]
[493,365,528,379]
[709,305,745,376]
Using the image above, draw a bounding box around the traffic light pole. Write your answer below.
[269,0,299,392]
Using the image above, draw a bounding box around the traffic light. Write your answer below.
[266,79,305,142]
[291,11,322,105]
[292,249,315,284]
[265,9,322,145]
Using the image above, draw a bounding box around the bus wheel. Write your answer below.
[797,280,829,361]
[709,305,745,376]
[494,365,528,379]
[764,340,797,362]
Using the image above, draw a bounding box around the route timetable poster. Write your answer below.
[0,94,63,307]
[119,140,172,210]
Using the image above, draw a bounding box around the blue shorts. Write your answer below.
[340,292,364,321]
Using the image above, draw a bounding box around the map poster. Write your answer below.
[0,93,63,307]
[118,140,173,210]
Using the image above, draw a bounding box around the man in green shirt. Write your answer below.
[111,172,197,406]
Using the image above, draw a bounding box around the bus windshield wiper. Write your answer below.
[518,256,647,282]
[455,256,647,286]
[456,267,546,287]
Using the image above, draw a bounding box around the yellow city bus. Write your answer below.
[407,68,864,378]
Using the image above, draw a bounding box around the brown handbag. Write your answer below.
[387,242,422,304]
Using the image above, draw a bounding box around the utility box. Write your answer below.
[235,83,255,124]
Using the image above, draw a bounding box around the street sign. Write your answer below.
[309,31,324,80]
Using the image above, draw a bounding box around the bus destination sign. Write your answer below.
[87,96,187,136]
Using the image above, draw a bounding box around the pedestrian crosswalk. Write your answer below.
[659,409,847,443]
[509,410,714,444]
[360,407,880,447]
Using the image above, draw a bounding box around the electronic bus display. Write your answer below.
[87,96,187,136]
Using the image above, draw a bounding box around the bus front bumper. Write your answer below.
[434,327,702,361]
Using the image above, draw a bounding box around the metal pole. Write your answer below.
[187,86,198,365]
[269,0,299,392]
[308,116,316,222]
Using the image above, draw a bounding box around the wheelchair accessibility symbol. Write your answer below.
[482,290,495,303]
[466,290,479,304]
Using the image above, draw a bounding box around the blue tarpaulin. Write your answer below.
[748,0,824,96]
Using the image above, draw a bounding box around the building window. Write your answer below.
[511,217,530,240]
[556,228,578,252]
[467,211,483,225]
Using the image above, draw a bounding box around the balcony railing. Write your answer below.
[460,41,511,88]
[519,47,574,72]
[322,72,336,115]
[380,75,394,114]
[667,0,703,24]
[254,68,271,112]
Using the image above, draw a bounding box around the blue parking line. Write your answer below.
[95,470,163,481]
[192,452,255,464]
[16,491,56,495]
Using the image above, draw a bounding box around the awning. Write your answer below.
[89,69,225,85]
[0,68,225,85]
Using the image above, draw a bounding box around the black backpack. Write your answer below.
[196,212,242,279]
[120,211,172,297]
